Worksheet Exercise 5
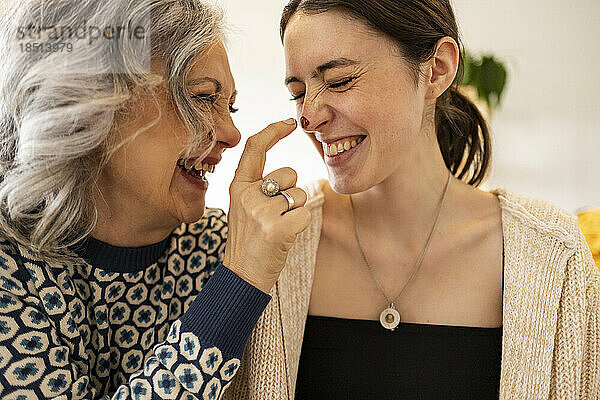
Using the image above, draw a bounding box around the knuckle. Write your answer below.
[282,235,296,248]
[296,188,308,204]
[298,208,312,225]
[252,200,273,220]
[266,122,279,131]
[284,167,298,182]
[245,134,260,148]
[263,225,280,244]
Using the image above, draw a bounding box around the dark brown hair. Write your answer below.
[280,0,491,186]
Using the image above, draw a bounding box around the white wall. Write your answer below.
[453,0,600,212]
[204,0,600,214]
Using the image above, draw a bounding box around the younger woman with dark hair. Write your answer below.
[224,1,599,399]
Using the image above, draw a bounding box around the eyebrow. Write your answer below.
[285,57,359,85]
[187,77,222,91]
[187,77,238,98]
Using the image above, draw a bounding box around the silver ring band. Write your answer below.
[279,190,295,212]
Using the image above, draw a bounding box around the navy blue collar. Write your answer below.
[70,234,171,272]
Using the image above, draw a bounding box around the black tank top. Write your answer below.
[295,316,502,399]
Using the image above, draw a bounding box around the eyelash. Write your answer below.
[290,77,356,101]
[191,94,238,114]
[329,77,356,89]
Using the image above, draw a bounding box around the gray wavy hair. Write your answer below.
[0,0,225,264]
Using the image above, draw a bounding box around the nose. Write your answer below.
[299,90,331,133]
[215,114,241,149]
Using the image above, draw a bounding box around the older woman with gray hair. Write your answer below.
[0,0,310,399]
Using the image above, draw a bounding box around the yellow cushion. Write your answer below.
[577,209,600,270]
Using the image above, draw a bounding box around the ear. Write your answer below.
[425,37,459,100]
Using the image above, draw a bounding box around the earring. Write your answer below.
[300,116,310,129]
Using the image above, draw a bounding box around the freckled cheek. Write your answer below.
[340,98,384,132]
[331,96,365,121]
[365,107,409,155]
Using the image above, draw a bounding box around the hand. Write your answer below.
[223,119,312,293]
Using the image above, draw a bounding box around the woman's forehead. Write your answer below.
[284,11,374,47]
[188,42,235,92]
[284,12,394,77]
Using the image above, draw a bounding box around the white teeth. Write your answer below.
[184,159,216,174]
[323,137,364,157]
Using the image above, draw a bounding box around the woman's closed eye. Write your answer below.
[289,77,357,102]
[191,93,238,114]
[192,93,217,104]
[290,92,305,101]
[327,76,356,90]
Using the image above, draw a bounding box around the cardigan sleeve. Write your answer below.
[551,227,600,399]
[0,259,270,399]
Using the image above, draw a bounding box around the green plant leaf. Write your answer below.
[461,51,508,113]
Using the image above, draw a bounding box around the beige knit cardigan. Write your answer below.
[224,180,600,399]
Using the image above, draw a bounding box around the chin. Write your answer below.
[177,201,207,225]
[328,172,362,195]
[186,207,206,224]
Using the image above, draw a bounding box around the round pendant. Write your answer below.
[379,306,401,331]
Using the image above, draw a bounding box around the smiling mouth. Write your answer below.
[177,158,216,181]
[322,136,364,157]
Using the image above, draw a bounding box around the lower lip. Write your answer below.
[324,138,365,166]
[179,166,208,190]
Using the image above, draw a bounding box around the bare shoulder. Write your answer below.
[445,180,504,250]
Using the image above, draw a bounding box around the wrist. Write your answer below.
[223,263,277,294]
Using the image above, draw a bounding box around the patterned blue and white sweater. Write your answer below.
[0,208,271,399]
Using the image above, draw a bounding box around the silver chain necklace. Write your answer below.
[349,171,451,331]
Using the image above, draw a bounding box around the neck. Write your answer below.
[91,186,176,247]
[350,144,453,253]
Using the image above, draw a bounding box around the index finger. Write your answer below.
[233,118,297,182]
